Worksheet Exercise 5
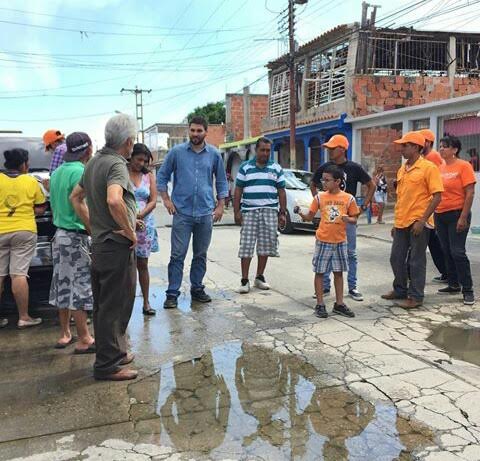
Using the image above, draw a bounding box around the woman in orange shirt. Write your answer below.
[435,136,476,305]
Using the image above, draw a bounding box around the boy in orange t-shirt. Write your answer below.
[296,165,360,319]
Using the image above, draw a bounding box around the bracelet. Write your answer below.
[278,210,286,215]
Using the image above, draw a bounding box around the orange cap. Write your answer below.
[419,129,435,142]
[393,131,425,147]
[43,129,64,148]
[322,134,349,150]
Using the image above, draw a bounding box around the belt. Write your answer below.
[57,227,89,236]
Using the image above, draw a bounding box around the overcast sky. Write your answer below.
[0,0,479,147]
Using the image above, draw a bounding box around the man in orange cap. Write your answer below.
[418,128,448,284]
[43,129,66,174]
[381,131,443,308]
[311,134,376,302]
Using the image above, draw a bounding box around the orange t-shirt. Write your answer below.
[395,156,444,228]
[309,191,359,243]
[436,159,476,214]
[424,149,444,167]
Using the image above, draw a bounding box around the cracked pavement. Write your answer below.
[1,225,480,460]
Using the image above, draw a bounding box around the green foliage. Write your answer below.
[187,101,225,124]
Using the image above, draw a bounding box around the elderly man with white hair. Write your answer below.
[71,113,139,381]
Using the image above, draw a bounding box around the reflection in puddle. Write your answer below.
[427,323,480,367]
[129,342,433,460]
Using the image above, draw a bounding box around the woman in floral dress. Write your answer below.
[129,144,158,315]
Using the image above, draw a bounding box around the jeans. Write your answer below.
[428,230,447,276]
[167,212,213,298]
[390,226,430,301]
[324,222,357,291]
[434,211,473,294]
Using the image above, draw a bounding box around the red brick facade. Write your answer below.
[352,76,480,116]
[226,94,268,141]
[206,124,226,147]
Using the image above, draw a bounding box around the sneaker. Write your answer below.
[312,288,330,299]
[463,293,475,305]
[17,318,42,329]
[348,288,364,302]
[191,289,212,303]
[254,274,270,290]
[0,318,8,328]
[333,303,355,318]
[238,279,250,294]
[163,296,178,309]
[432,274,448,284]
[438,286,461,294]
[314,304,328,318]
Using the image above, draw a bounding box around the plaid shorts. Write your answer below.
[238,208,278,258]
[312,240,348,274]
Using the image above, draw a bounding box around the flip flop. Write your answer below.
[54,336,77,349]
[73,343,96,355]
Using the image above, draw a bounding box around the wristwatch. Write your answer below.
[279,209,287,216]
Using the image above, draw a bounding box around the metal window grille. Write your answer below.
[456,38,480,76]
[269,71,290,119]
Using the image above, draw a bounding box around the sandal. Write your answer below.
[54,336,77,349]
[74,343,96,354]
[142,307,156,316]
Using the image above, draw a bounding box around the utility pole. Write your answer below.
[288,0,308,169]
[120,87,152,143]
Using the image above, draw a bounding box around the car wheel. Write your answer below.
[279,210,295,234]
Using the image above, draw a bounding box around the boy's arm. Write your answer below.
[342,196,360,223]
[295,196,318,222]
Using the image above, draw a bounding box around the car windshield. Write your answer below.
[0,137,51,172]
[284,171,308,190]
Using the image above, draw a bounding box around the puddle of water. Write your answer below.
[427,323,480,367]
[129,342,433,460]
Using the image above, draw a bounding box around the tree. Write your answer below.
[187,101,225,125]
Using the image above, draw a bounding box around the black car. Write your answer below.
[0,137,55,304]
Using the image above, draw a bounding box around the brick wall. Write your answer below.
[352,76,480,116]
[206,124,226,147]
[360,125,403,200]
[226,94,268,141]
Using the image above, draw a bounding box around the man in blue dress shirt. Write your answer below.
[157,116,229,309]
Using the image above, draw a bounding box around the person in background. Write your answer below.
[310,134,375,302]
[373,165,388,224]
[157,116,228,309]
[233,137,286,294]
[43,129,67,174]
[0,148,46,328]
[70,114,139,381]
[419,129,448,284]
[128,143,158,316]
[297,165,360,319]
[381,131,443,309]
[435,136,476,305]
[49,132,95,352]
[467,148,479,172]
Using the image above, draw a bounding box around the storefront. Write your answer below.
[347,93,480,233]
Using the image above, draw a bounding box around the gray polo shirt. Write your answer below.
[79,147,137,245]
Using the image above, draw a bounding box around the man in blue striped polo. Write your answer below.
[233,137,287,293]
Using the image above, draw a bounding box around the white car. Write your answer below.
[279,169,320,234]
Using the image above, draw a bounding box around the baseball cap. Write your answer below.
[393,131,426,147]
[322,134,349,150]
[64,132,92,162]
[419,129,435,142]
[43,129,64,149]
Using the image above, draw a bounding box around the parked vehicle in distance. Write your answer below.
[0,136,54,304]
[279,169,319,234]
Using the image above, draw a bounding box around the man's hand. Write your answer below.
[278,214,287,228]
[42,178,50,192]
[234,210,243,226]
[411,220,425,237]
[212,204,224,223]
[163,198,176,215]
[114,228,137,249]
[136,219,145,231]
[457,216,468,233]
[391,227,395,238]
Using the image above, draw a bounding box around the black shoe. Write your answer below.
[333,303,355,318]
[463,293,475,305]
[191,289,212,303]
[163,296,178,309]
[438,286,461,294]
[314,304,328,318]
[432,274,448,284]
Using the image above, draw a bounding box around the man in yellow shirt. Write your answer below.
[382,131,443,308]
